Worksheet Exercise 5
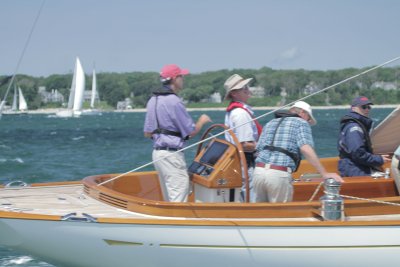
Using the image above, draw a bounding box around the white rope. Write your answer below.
[0,0,46,117]
[98,55,400,186]
[308,181,324,202]
[339,193,400,207]
[322,190,400,207]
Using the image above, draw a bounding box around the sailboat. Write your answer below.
[55,57,85,118]
[81,68,102,116]
[3,86,28,114]
[1,111,400,267]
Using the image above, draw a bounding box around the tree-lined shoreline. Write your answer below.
[1,66,399,110]
[23,104,398,114]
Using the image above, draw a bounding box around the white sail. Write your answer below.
[72,58,85,112]
[90,68,97,108]
[67,62,77,110]
[56,57,85,118]
[11,87,18,111]
[18,87,28,111]
[81,66,102,116]
[371,104,400,154]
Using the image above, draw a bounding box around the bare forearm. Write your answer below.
[300,144,327,175]
[190,114,212,138]
[300,144,344,182]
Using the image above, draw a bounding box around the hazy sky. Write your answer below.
[1,0,400,77]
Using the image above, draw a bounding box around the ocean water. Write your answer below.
[0,108,394,266]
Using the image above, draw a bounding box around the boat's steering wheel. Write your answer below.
[196,124,251,202]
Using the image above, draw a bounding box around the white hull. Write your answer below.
[1,110,28,115]
[54,109,81,118]
[1,217,400,267]
[81,108,102,116]
[1,117,400,267]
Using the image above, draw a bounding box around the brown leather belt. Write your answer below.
[256,162,289,172]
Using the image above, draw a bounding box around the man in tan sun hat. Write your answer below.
[253,100,343,203]
[224,74,262,202]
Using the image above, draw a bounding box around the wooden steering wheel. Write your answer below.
[196,124,251,202]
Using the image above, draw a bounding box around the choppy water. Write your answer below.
[0,108,394,266]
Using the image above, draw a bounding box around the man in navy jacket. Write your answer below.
[337,96,391,176]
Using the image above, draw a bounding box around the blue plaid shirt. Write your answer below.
[256,117,314,170]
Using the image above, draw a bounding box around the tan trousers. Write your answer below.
[253,167,293,203]
[152,150,189,202]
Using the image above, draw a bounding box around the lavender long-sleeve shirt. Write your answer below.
[144,92,195,149]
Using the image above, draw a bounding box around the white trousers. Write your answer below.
[241,166,256,203]
[152,150,189,202]
[253,167,293,203]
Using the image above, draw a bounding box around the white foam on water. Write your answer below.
[72,136,85,141]
[0,144,11,149]
[13,158,24,164]
[0,158,24,164]
[1,255,33,265]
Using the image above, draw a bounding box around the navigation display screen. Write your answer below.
[199,141,229,166]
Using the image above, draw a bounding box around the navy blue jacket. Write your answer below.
[337,111,383,176]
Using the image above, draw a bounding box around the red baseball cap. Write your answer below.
[160,64,189,79]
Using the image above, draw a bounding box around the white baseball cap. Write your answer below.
[290,101,317,125]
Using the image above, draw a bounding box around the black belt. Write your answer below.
[154,147,179,151]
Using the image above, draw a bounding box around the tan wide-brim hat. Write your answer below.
[289,101,317,126]
[224,74,253,100]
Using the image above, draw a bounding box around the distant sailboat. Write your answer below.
[7,86,28,114]
[81,68,102,116]
[56,57,85,118]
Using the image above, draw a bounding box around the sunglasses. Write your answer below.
[361,105,371,110]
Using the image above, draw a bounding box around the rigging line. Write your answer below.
[0,0,46,117]
[98,55,400,186]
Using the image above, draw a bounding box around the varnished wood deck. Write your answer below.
[2,180,400,226]
[1,157,399,225]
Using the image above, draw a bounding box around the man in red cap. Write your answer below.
[144,64,211,202]
[337,96,390,176]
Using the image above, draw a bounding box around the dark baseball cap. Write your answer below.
[351,96,373,107]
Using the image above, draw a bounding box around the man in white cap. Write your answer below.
[253,101,343,203]
[224,74,262,202]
